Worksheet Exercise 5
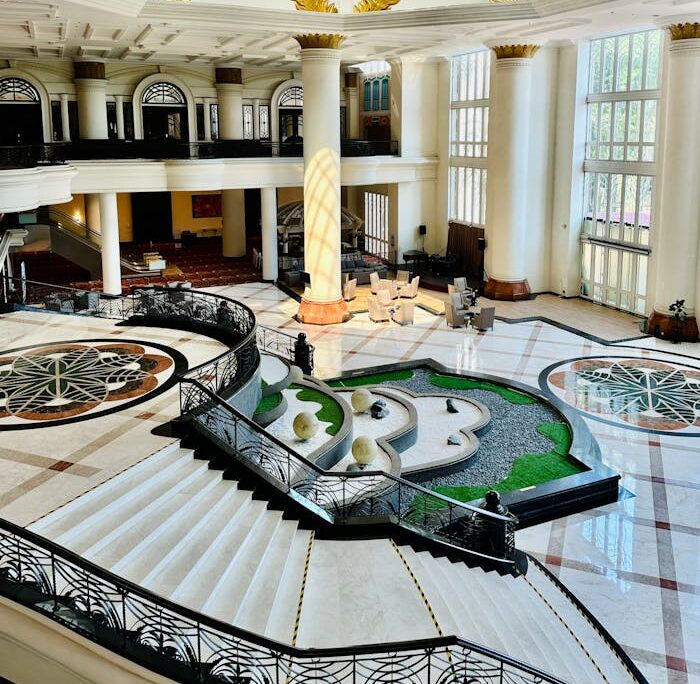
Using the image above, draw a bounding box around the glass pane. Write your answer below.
[614,101,627,142]
[602,38,615,92]
[630,33,645,90]
[637,255,648,296]
[645,31,661,90]
[616,35,630,91]
[590,40,602,93]
[620,251,632,291]
[643,100,657,143]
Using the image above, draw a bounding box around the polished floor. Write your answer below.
[0,285,697,684]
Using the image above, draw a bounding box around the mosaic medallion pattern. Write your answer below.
[544,357,700,434]
[0,341,176,427]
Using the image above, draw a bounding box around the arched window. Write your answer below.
[0,77,40,102]
[142,82,186,105]
[372,80,380,112]
[279,86,303,108]
[363,81,371,109]
[380,78,389,111]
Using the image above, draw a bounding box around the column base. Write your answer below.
[296,298,351,325]
[483,278,531,301]
[647,310,699,343]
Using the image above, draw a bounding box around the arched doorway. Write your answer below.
[141,82,189,142]
[0,77,43,145]
[278,86,303,142]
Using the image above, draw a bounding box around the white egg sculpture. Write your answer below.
[352,436,378,466]
[293,411,319,441]
[288,365,304,383]
[351,388,374,414]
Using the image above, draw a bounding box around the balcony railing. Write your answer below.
[0,139,399,168]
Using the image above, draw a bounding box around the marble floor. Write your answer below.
[0,285,697,684]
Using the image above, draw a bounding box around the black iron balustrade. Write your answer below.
[0,517,567,684]
[0,139,399,166]
[0,144,67,169]
[256,326,314,374]
[180,380,517,565]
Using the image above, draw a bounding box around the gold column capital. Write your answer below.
[667,23,700,40]
[491,44,540,59]
[294,33,346,49]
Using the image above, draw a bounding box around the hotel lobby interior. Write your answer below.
[0,1,699,683]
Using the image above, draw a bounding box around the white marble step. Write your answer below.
[232,521,304,635]
[525,563,637,684]
[39,448,195,547]
[87,468,224,571]
[31,442,183,537]
[61,457,209,556]
[200,508,285,621]
[260,353,290,387]
[168,497,270,611]
[263,531,313,643]
[296,538,439,648]
[139,487,256,597]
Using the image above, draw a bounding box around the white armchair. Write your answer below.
[396,270,410,286]
[392,301,415,326]
[343,278,357,302]
[370,271,381,294]
[368,296,391,322]
[377,288,394,307]
[379,279,399,300]
[399,276,420,298]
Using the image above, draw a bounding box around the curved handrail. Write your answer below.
[180,378,517,567]
[0,516,567,684]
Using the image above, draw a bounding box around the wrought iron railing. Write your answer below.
[0,517,567,684]
[256,326,314,374]
[180,380,516,565]
[0,140,399,167]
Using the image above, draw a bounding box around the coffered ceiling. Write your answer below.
[0,0,697,68]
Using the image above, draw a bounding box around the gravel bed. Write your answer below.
[380,369,563,490]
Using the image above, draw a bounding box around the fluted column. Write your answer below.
[261,186,278,282]
[59,94,71,142]
[99,193,122,296]
[483,44,539,301]
[74,61,108,140]
[295,37,349,324]
[215,68,244,140]
[647,23,700,341]
[344,72,359,138]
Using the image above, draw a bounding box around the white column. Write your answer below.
[99,193,121,296]
[216,85,244,139]
[648,26,700,340]
[85,193,101,242]
[115,95,125,140]
[75,75,109,140]
[253,99,261,140]
[345,81,359,138]
[203,98,212,142]
[297,45,348,324]
[261,186,278,282]
[222,189,246,258]
[59,94,71,142]
[483,44,539,301]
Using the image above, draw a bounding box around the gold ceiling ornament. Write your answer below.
[668,22,700,40]
[293,0,338,12]
[492,44,540,59]
[352,0,400,12]
[294,33,346,48]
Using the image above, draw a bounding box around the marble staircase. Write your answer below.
[29,441,638,683]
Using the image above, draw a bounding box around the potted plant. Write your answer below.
[668,299,687,343]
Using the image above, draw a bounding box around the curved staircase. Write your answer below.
[28,438,640,684]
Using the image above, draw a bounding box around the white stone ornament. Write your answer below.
[289,365,304,383]
[351,435,378,466]
[351,388,374,413]
[293,411,319,440]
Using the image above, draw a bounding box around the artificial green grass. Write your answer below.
[428,373,536,405]
[411,422,584,513]
[255,391,283,415]
[291,384,344,436]
[326,369,414,388]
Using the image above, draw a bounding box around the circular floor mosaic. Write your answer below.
[0,340,183,429]
[541,356,700,435]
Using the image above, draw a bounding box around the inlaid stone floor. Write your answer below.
[0,286,698,684]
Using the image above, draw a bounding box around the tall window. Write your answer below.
[581,30,662,315]
[364,191,390,260]
[259,104,269,139]
[362,76,390,113]
[242,104,254,139]
[449,50,490,226]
